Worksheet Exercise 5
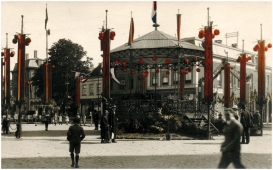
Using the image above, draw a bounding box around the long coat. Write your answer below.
[221,118,243,154]
[240,111,253,128]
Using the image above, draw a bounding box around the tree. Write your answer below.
[31,39,93,108]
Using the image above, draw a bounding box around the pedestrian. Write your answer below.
[67,117,85,168]
[253,111,261,127]
[54,113,58,126]
[218,108,245,169]
[93,110,99,130]
[65,115,69,125]
[82,114,86,126]
[45,113,49,131]
[240,103,253,144]
[100,110,110,143]
[14,112,18,123]
[2,118,10,134]
[34,110,38,126]
[59,114,63,125]
[109,106,118,143]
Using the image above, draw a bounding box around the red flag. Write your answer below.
[177,14,181,42]
[128,17,134,45]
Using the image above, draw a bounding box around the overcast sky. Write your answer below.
[1,1,272,71]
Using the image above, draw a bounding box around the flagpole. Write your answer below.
[46,4,48,63]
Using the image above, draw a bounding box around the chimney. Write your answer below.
[215,40,222,44]
[34,50,37,58]
[25,53,29,60]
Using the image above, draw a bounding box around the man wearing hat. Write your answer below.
[239,103,253,144]
[218,108,245,168]
[100,109,110,143]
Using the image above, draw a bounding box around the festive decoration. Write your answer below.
[268,43,272,48]
[155,69,159,73]
[123,68,127,72]
[152,55,157,61]
[115,60,119,65]
[184,58,189,64]
[196,68,200,72]
[214,29,220,35]
[131,70,136,75]
[165,58,170,64]
[98,32,104,40]
[122,61,127,66]
[139,59,144,64]
[115,69,119,74]
[193,57,198,62]
[10,51,15,57]
[110,31,116,40]
[166,71,170,75]
[1,52,4,56]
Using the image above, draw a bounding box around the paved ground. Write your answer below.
[1,123,272,169]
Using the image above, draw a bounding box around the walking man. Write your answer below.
[240,103,253,144]
[109,105,118,143]
[100,110,110,143]
[93,110,99,130]
[67,117,85,168]
[218,108,245,169]
[45,112,49,131]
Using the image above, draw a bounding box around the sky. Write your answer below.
[1,1,272,71]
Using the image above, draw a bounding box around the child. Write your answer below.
[65,115,69,125]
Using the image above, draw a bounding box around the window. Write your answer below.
[162,70,169,86]
[89,84,94,96]
[218,73,222,87]
[82,84,87,96]
[185,72,192,84]
[173,72,179,85]
[151,72,158,85]
[97,82,101,95]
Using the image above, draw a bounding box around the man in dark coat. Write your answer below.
[240,103,253,144]
[100,110,110,143]
[218,108,245,169]
[93,110,99,130]
[109,105,118,143]
[67,117,85,168]
[44,113,50,131]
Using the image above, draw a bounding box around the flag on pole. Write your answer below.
[151,1,157,24]
[81,78,88,83]
[177,14,181,42]
[128,17,134,45]
[45,4,48,30]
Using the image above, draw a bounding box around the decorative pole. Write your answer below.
[237,40,252,105]
[3,33,15,123]
[12,15,31,138]
[197,8,220,140]
[253,24,272,136]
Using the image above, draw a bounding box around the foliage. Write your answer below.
[31,39,93,105]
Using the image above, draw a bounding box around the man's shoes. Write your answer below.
[75,164,79,168]
[112,139,117,143]
[71,163,75,167]
[101,140,104,143]
[240,142,245,144]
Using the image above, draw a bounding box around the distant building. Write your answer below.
[11,50,45,113]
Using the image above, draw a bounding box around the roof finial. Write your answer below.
[260,23,262,40]
[242,39,244,52]
[152,1,159,30]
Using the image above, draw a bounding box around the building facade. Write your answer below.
[81,36,272,123]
